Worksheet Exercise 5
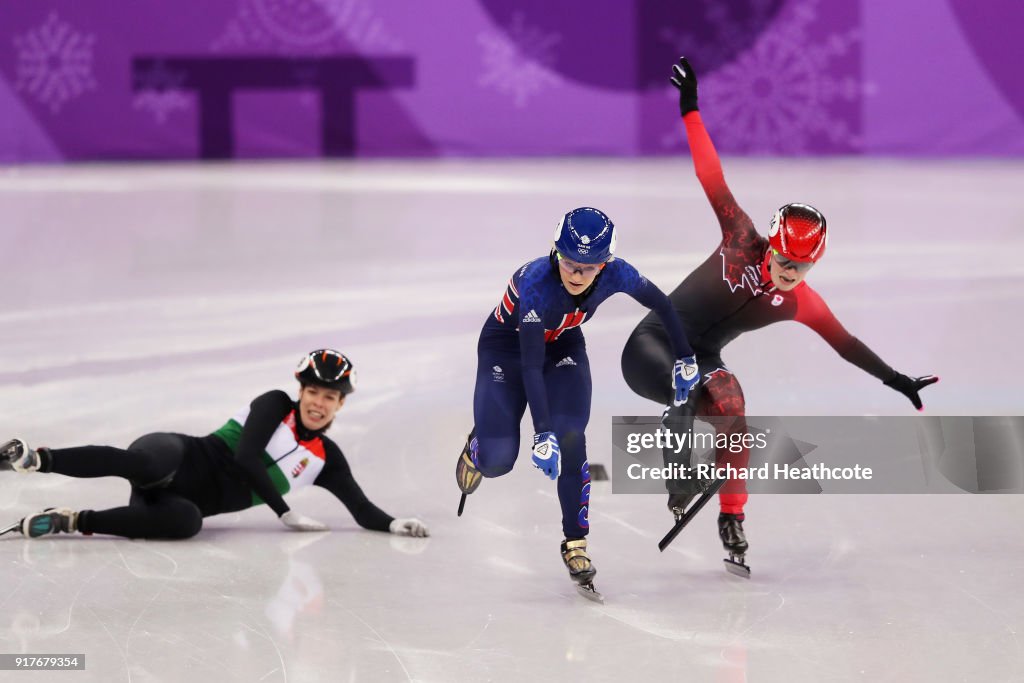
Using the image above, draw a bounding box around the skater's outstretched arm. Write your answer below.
[610,259,698,404]
[614,260,692,359]
[794,286,938,410]
[515,284,567,478]
[672,57,756,245]
[313,440,394,532]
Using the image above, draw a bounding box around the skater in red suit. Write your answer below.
[620,58,938,574]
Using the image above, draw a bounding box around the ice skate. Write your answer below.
[0,438,41,473]
[667,492,696,521]
[455,431,481,516]
[657,477,727,552]
[19,508,78,539]
[718,513,750,578]
[561,538,603,603]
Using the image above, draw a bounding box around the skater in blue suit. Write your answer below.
[455,207,698,598]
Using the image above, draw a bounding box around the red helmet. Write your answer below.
[768,203,827,263]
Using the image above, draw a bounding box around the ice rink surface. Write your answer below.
[1,158,1022,681]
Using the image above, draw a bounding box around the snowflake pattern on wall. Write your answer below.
[212,0,402,54]
[13,13,97,114]
[478,13,563,108]
[660,0,862,153]
[133,61,193,125]
[656,0,780,88]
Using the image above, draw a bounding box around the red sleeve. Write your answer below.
[794,286,896,381]
[682,112,756,245]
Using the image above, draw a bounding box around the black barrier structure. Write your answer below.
[132,56,415,158]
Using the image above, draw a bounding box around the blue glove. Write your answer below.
[672,356,699,406]
[531,431,561,480]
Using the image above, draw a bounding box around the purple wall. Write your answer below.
[1,0,1021,161]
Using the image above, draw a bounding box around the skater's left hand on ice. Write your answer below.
[672,355,699,406]
[531,431,561,480]
[280,510,328,532]
[883,373,939,411]
[389,518,430,537]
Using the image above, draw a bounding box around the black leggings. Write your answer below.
[621,322,749,514]
[621,318,677,405]
[46,433,203,539]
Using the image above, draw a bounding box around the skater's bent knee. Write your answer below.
[556,429,586,452]
[156,501,203,539]
[474,438,517,477]
[166,512,202,539]
[477,459,514,478]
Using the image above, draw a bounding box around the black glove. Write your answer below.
[670,56,699,116]
[883,373,939,411]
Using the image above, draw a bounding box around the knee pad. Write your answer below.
[475,439,517,477]
[477,458,514,478]
[557,430,586,455]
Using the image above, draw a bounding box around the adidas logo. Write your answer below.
[556,356,577,367]
[522,309,541,323]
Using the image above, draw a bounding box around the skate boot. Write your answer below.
[455,431,481,516]
[0,438,41,473]
[718,513,750,578]
[561,538,603,602]
[455,431,482,494]
[20,508,78,538]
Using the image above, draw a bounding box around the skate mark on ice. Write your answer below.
[86,602,134,683]
[486,556,535,575]
[337,602,413,682]
[56,555,119,636]
[125,583,167,664]
[114,541,180,580]
[242,622,287,682]
[596,608,694,642]
[587,507,653,539]
[461,613,495,652]
[473,518,522,538]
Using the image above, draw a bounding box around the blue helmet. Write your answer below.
[553,207,617,264]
